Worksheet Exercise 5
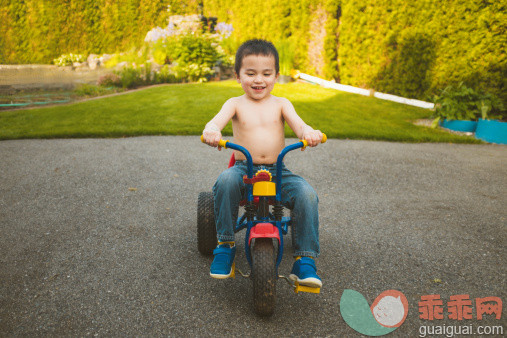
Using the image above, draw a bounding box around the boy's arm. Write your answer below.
[281,98,323,147]
[202,98,236,150]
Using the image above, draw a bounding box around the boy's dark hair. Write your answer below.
[235,39,279,75]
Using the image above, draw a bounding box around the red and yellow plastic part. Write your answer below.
[252,170,276,196]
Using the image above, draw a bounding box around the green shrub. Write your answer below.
[115,67,144,89]
[104,47,150,68]
[143,14,229,82]
[167,34,220,82]
[276,39,295,76]
[172,63,214,83]
[74,84,110,97]
[154,65,178,83]
[98,73,121,87]
[432,83,505,123]
[99,64,178,88]
[111,62,162,88]
[53,53,86,66]
[152,40,170,65]
[142,62,153,84]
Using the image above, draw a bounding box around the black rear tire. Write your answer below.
[252,238,276,316]
[197,191,217,255]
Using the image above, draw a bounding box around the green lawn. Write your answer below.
[0,80,478,143]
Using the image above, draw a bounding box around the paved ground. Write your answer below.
[1,136,506,336]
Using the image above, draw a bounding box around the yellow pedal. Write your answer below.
[294,281,320,294]
[230,262,235,279]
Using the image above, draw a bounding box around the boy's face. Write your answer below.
[236,54,279,101]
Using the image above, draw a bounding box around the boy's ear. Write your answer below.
[235,72,240,83]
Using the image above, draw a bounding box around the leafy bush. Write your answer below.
[98,64,178,89]
[73,84,110,97]
[141,62,153,84]
[108,63,162,89]
[151,41,170,65]
[172,63,214,83]
[167,34,220,82]
[153,65,178,83]
[432,83,505,123]
[98,73,121,87]
[115,67,145,89]
[144,15,228,82]
[53,53,86,66]
[103,47,150,68]
[276,39,295,76]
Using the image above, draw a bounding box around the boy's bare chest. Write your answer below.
[233,103,283,127]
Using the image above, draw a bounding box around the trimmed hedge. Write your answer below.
[202,0,341,79]
[0,0,200,64]
[1,0,504,103]
[339,0,506,102]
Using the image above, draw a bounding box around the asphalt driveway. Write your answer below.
[1,136,505,336]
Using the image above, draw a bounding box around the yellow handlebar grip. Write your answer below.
[301,133,326,148]
[218,139,229,149]
[201,135,228,149]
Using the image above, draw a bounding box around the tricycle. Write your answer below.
[197,134,326,316]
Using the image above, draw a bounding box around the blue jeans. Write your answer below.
[212,161,320,258]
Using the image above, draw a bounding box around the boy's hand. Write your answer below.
[203,122,223,151]
[302,127,324,150]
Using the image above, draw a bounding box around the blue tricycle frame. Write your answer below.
[226,139,303,270]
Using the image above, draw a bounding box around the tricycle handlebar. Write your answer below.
[200,134,327,152]
[201,134,327,202]
[201,134,327,149]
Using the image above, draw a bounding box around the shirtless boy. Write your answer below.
[202,39,324,288]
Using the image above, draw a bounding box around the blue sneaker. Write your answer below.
[210,243,236,279]
[289,257,322,288]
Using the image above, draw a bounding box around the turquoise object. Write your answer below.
[440,119,478,132]
[340,289,396,336]
[475,119,507,144]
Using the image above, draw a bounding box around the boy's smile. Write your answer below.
[236,54,279,102]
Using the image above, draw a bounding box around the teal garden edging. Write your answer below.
[475,119,507,144]
[440,119,478,133]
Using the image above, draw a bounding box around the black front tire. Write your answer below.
[252,238,276,316]
[197,191,217,255]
